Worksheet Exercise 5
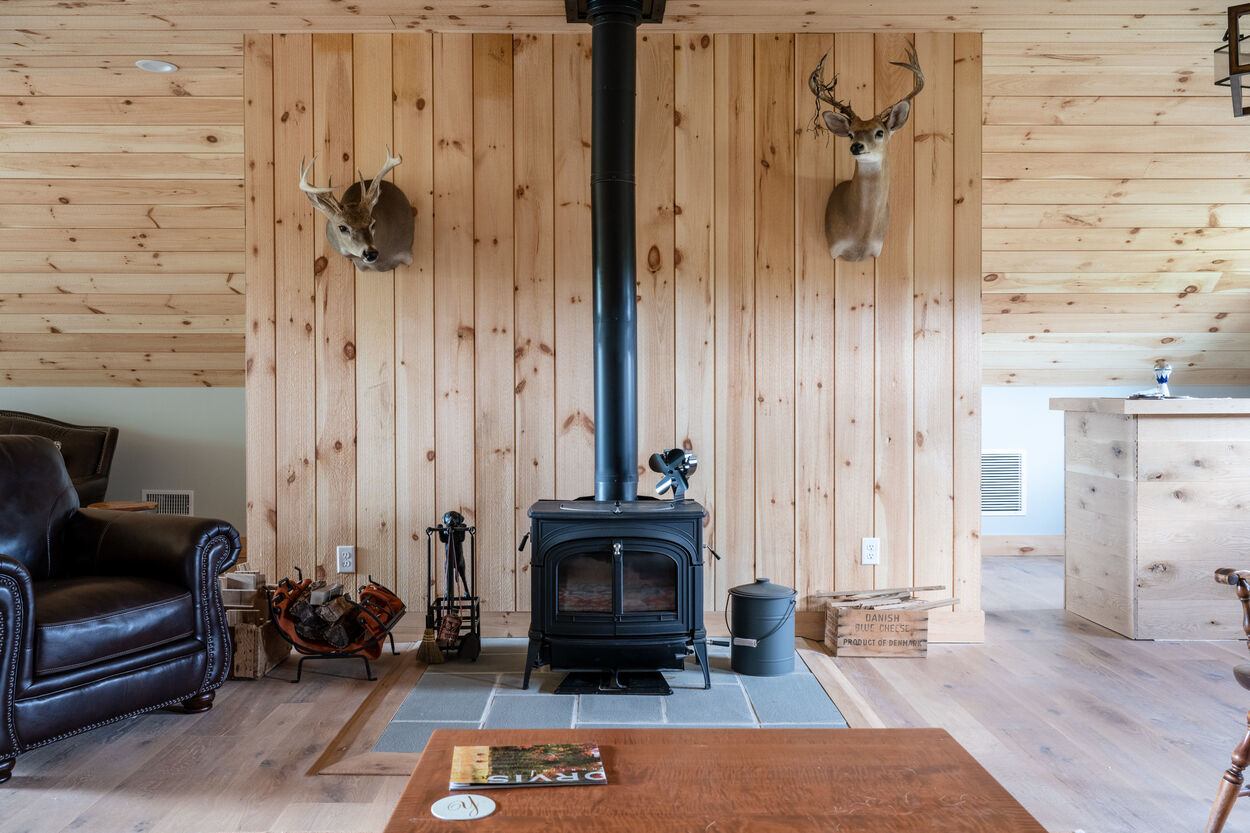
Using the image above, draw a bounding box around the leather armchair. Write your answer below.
[0,435,239,783]
[0,410,118,506]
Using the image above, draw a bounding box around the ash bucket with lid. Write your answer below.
[726,578,796,676]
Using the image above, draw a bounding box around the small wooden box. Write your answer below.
[229,620,290,679]
[825,604,929,657]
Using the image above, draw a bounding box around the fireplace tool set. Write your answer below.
[424,511,482,661]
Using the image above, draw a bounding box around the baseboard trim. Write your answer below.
[982,534,1063,557]
[394,608,986,645]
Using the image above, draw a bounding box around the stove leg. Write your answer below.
[693,638,710,690]
[522,636,542,690]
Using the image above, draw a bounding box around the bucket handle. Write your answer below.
[724,592,796,648]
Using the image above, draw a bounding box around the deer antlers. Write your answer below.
[299,147,404,212]
[808,42,925,130]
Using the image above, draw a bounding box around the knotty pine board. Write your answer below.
[243,33,983,640]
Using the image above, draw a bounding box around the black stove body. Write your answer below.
[522,500,710,690]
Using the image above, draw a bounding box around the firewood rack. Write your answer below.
[265,570,406,683]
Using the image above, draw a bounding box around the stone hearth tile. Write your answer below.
[741,673,845,725]
[576,694,665,724]
[373,720,479,753]
[494,671,563,694]
[663,655,736,688]
[427,651,531,674]
[393,673,495,721]
[483,694,577,729]
[481,638,529,653]
[663,686,755,725]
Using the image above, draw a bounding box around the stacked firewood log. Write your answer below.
[818,584,959,610]
[286,583,366,650]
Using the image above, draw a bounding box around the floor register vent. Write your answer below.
[141,489,194,516]
[981,451,1025,515]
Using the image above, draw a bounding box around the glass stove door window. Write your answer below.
[622,551,677,613]
[557,552,614,613]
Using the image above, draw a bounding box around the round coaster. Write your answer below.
[430,793,497,821]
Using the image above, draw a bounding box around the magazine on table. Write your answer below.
[449,743,606,790]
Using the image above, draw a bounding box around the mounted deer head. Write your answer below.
[299,147,415,272]
[808,44,924,262]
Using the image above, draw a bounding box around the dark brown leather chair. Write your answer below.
[0,410,118,506]
[0,435,239,783]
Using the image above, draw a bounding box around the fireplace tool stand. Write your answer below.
[425,513,482,661]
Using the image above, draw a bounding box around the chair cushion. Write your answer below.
[32,576,195,676]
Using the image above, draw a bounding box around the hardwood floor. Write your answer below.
[839,556,1250,833]
[1,556,1246,832]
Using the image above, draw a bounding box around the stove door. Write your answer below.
[546,537,687,636]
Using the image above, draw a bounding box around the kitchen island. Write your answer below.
[1050,397,1250,639]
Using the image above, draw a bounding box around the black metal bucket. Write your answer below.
[726,578,796,676]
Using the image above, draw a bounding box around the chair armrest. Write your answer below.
[64,509,240,591]
[1217,568,1250,586]
[0,555,35,756]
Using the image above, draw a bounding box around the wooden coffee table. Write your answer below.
[382,728,1047,832]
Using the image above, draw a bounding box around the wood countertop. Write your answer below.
[1049,397,1250,415]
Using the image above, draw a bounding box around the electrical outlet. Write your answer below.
[336,545,356,573]
[861,537,881,566]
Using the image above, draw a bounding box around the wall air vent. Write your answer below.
[981,451,1025,515]
[142,489,194,516]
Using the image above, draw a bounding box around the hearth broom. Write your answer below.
[415,610,444,664]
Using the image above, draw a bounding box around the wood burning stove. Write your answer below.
[522,500,710,690]
[521,0,709,693]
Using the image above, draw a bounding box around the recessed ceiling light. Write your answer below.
[135,59,179,73]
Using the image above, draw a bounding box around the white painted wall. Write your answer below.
[0,387,245,530]
[981,384,1250,536]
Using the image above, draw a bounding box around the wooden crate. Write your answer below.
[229,620,290,679]
[825,604,929,657]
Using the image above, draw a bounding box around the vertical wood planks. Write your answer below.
[911,32,955,605]
[473,33,516,611]
[433,34,476,562]
[793,33,837,607]
[244,33,985,640]
[833,32,877,594]
[953,33,983,621]
[635,33,676,480]
[271,34,315,583]
[244,34,276,580]
[353,34,397,588]
[674,32,717,605]
[312,33,356,584]
[753,33,796,591]
[512,33,555,610]
[552,34,594,500]
[873,31,917,591]
[714,34,756,603]
[393,32,436,607]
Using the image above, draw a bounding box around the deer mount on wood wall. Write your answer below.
[808,44,924,262]
[298,147,415,272]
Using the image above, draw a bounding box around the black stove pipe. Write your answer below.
[588,0,641,502]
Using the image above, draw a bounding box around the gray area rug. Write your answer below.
[375,639,846,753]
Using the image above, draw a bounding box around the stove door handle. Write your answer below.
[517,533,530,552]
[705,545,722,561]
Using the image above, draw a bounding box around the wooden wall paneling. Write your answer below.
[714,34,755,604]
[752,33,796,591]
[552,34,594,500]
[432,34,476,595]
[673,32,717,606]
[272,33,316,583]
[872,31,917,591]
[512,32,555,610]
[911,32,955,608]
[952,32,984,631]
[393,32,437,607]
[831,32,877,594]
[0,179,244,205]
[312,33,357,585]
[635,33,677,480]
[473,33,516,612]
[353,34,397,588]
[793,33,837,605]
[0,95,243,126]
